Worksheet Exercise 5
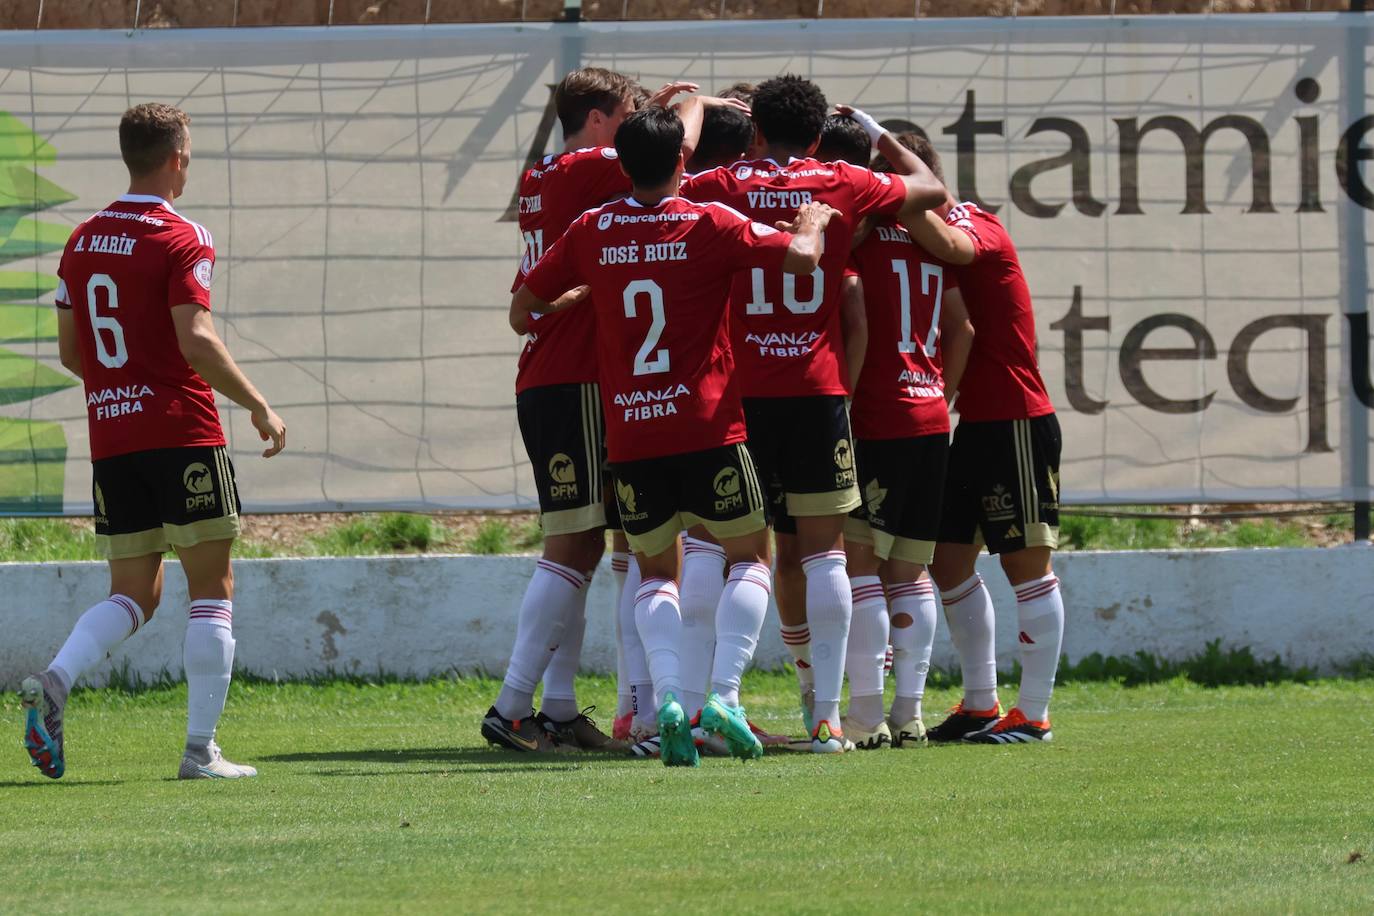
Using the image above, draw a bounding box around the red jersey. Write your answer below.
[513,146,633,393]
[849,219,955,440]
[944,202,1054,422]
[55,195,224,461]
[522,195,792,463]
[681,157,907,398]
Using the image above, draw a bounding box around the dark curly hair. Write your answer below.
[750,74,827,151]
[815,114,871,167]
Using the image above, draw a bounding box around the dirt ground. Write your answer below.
[2,0,1350,30]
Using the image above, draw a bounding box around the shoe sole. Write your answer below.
[811,739,854,754]
[892,732,929,748]
[927,721,998,743]
[19,677,62,780]
[700,702,763,761]
[657,707,699,768]
[967,730,1053,744]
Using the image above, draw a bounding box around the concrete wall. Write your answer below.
[2,547,1372,687]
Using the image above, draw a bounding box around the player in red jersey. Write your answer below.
[824,120,977,749]
[892,129,1065,745]
[512,107,833,765]
[680,75,946,752]
[19,104,286,781]
[487,70,753,753]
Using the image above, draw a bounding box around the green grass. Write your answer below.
[1,674,1371,914]
[1059,509,1321,551]
[0,517,99,561]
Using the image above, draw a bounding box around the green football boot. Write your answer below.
[699,692,764,761]
[656,693,699,768]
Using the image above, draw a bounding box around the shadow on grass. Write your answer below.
[260,746,622,771]
[0,778,123,789]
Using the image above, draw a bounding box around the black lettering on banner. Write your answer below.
[1115,115,1275,215]
[1227,314,1330,454]
[1349,313,1374,411]
[942,91,1003,213]
[1009,118,1106,218]
[1118,314,1217,414]
[1337,115,1374,211]
[1295,76,1325,214]
[1049,286,1109,415]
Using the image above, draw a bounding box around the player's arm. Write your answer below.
[840,273,867,392]
[509,284,589,333]
[172,305,286,457]
[938,286,975,401]
[677,95,752,163]
[56,307,83,379]
[776,201,839,275]
[907,209,976,266]
[835,105,945,219]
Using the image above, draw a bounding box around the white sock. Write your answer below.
[801,550,851,729]
[495,559,583,721]
[634,577,683,710]
[540,572,590,722]
[49,594,144,690]
[888,577,937,724]
[709,561,772,708]
[940,574,999,711]
[185,599,235,749]
[680,538,726,715]
[779,622,814,692]
[619,558,655,730]
[845,576,888,728]
[611,552,633,718]
[1013,573,1065,722]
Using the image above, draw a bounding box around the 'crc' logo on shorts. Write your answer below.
[183,462,217,512]
[548,452,578,501]
[982,484,1015,522]
[713,467,743,512]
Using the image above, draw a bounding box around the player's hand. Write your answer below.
[834,104,884,143]
[646,81,699,109]
[252,406,286,458]
[549,285,590,312]
[776,201,841,234]
[834,104,862,118]
[700,95,751,116]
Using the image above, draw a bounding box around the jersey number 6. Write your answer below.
[86,273,129,369]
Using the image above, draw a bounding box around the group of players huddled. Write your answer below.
[17,68,1064,782]
[483,69,1066,766]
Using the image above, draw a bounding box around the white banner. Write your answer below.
[0,14,1371,512]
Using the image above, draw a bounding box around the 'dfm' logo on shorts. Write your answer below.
[833,438,856,488]
[548,452,578,500]
[183,462,217,512]
[713,466,743,513]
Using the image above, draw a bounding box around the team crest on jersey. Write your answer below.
[597,212,614,231]
[183,461,218,512]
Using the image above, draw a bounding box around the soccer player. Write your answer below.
[833,118,976,749]
[680,75,946,752]
[483,69,748,753]
[896,129,1066,746]
[19,103,286,781]
[512,106,833,765]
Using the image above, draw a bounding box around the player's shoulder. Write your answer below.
[567,145,620,167]
[159,203,216,251]
[946,201,995,228]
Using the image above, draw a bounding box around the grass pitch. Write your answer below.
[2,673,1371,915]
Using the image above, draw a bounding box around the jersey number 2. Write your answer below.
[86,273,128,369]
[623,279,669,376]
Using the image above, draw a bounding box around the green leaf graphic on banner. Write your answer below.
[0,304,57,342]
[0,417,66,514]
[0,347,76,405]
[0,111,76,513]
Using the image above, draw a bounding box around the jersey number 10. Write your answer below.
[86,273,129,369]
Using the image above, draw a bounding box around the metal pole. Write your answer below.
[564,0,583,22]
[1345,0,1370,541]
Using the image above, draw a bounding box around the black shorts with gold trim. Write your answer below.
[846,432,949,565]
[516,382,621,536]
[92,444,241,560]
[937,413,1061,555]
[611,442,766,558]
[742,395,861,535]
